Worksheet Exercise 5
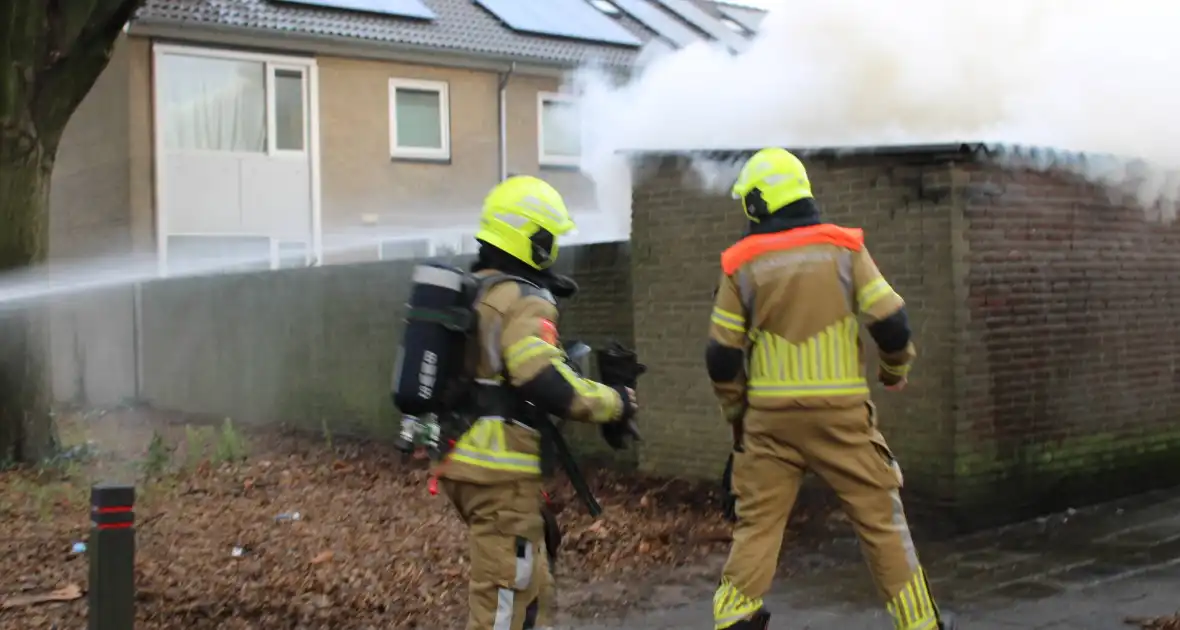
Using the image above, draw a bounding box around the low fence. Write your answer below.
[48,243,636,464]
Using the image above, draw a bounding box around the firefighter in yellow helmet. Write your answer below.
[434,175,639,630]
[706,148,956,630]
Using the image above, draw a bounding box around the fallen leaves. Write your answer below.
[0,418,769,630]
[309,551,334,565]
[0,584,83,609]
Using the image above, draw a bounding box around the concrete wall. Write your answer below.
[628,151,1180,533]
[133,244,633,459]
[46,35,153,407]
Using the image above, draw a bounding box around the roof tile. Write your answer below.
[135,0,763,67]
[135,0,658,67]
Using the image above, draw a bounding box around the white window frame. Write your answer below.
[537,92,582,168]
[267,64,311,157]
[276,240,314,268]
[160,233,275,278]
[388,78,451,162]
[152,44,315,159]
[377,237,437,261]
[151,43,324,277]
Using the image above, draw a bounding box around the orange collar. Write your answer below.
[721,224,864,275]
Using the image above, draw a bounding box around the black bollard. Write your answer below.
[88,483,136,630]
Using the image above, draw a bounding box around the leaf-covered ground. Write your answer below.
[0,409,829,629]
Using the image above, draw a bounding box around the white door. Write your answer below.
[152,44,320,276]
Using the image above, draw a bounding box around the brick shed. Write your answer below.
[627,143,1180,534]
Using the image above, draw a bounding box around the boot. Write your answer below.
[938,611,958,630]
[725,609,770,630]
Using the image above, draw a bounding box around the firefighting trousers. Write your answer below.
[442,477,556,630]
[715,403,944,630]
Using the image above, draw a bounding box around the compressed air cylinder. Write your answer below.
[391,264,471,417]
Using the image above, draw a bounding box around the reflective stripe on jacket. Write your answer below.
[435,273,623,485]
[707,223,914,412]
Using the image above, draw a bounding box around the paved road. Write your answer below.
[559,489,1180,629]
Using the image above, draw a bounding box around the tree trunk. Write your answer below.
[0,114,56,463]
[0,0,149,463]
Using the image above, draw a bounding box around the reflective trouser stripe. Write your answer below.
[713,578,763,629]
[488,539,535,630]
[494,588,514,630]
[515,537,533,590]
[886,567,939,630]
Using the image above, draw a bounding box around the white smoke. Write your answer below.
[572,0,1180,223]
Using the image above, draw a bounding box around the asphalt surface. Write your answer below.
[559,488,1180,629]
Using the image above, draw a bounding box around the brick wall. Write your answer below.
[629,154,961,522]
[629,150,1180,533]
[955,163,1180,528]
[549,243,640,467]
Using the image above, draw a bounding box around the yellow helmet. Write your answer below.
[475,175,576,270]
[730,148,814,222]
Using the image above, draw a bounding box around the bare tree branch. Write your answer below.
[31,0,146,144]
[0,1,50,124]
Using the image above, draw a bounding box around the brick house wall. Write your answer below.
[955,163,1180,528]
[629,148,1180,533]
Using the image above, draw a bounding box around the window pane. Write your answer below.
[395,88,443,150]
[277,241,309,268]
[542,99,581,157]
[166,235,272,275]
[274,69,305,151]
[158,54,267,152]
[380,239,432,260]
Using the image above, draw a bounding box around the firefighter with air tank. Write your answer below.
[391,175,641,630]
[706,148,958,630]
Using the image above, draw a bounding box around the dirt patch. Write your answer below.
[0,408,832,629]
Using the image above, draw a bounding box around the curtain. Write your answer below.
[158,54,267,152]
[542,100,582,157]
[394,88,443,149]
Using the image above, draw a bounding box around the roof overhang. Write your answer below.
[130,18,636,78]
[615,142,1137,166]
[619,142,993,160]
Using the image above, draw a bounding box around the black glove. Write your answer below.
[596,342,646,451]
[601,386,640,449]
[721,453,737,522]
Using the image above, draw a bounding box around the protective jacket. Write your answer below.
[434,270,626,485]
[706,221,916,421]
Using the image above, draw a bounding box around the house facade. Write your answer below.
[44,0,764,406]
[48,0,766,274]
